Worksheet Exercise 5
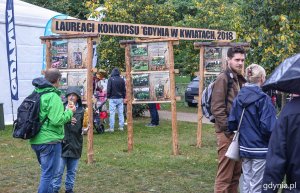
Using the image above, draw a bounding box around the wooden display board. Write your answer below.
[41,34,99,164]
[194,42,250,148]
[120,38,179,155]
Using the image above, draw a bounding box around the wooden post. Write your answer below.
[196,46,205,148]
[45,40,51,69]
[86,37,94,164]
[125,44,134,152]
[168,41,179,155]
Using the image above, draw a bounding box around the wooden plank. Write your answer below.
[46,40,51,70]
[120,39,179,45]
[86,37,94,164]
[52,19,236,41]
[194,42,250,49]
[131,70,170,74]
[40,34,99,41]
[168,41,179,155]
[132,100,171,104]
[196,46,205,148]
[125,44,134,153]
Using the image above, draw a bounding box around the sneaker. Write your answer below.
[65,190,74,193]
[119,127,124,131]
[105,128,114,132]
[145,123,158,127]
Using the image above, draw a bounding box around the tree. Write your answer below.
[238,0,300,73]
[92,0,176,73]
[171,0,241,76]
[23,0,90,19]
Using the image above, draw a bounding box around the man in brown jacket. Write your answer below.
[211,46,247,193]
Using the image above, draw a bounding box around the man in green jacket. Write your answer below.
[30,68,76,193]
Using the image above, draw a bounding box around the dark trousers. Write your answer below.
[148,103,159,125]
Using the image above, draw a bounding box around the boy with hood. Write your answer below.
[30,68,76,193]
[52,86,85,193]
[107,68,126,132]
[228,64,277,193]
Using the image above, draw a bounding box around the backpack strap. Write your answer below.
[225,72,234,107]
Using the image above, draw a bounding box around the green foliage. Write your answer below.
[23,0,89,19]
[238,0,300,73]
[132,104,148,117]
[94,0,176,72]
[25,0,300,75]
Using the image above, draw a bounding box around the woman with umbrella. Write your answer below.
[262,53,300,193]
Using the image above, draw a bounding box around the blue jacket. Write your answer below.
[262,97,300,193]
[228,84,277,159]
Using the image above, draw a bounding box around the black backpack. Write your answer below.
[13,91,51,139]
[201,72,234,123]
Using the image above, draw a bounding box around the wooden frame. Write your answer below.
[41,34,99,164]
[120,38,179,155]
[194,42,250,147]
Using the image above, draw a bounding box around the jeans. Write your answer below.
[149,103,159,125]
[109,98,124,130]
[31,143,62,193]
[52,157,79,192]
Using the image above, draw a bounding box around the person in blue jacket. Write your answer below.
[261,93,300,193]
[228,64,277,193]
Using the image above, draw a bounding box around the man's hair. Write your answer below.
[45,68,61,84]
[227,46,245,59]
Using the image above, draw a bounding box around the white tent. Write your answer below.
[0,0,62,124]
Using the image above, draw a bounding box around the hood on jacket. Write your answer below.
[65,86,82,106]
[32,77,54,89]
[110,68,120,77]
[237,84,266,108]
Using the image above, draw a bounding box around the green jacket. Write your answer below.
[30,77,73,144]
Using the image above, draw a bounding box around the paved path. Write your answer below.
[144,110,212,124]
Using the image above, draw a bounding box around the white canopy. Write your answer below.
[0,0,61,124]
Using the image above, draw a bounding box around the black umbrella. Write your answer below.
[262,53,300,94]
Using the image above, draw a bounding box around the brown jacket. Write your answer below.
[211,68,246,133]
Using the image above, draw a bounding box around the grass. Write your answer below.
[175,75,191,84]
[0,118,217,193]
[160,102,198,114]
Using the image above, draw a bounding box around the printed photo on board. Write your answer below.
[131,44,148,56]
[150,72,170,101]
[204,60,222,72]
[51,40,68,69]
[204,47,222,59]
[131,59,149,71]
[133,87,150,101]
[73,52,82,67]
[132,74,150,87]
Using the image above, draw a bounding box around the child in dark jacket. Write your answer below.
[228,64,277,193]
[52,86,85,193]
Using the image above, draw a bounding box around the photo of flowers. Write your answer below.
[131,44,148,56]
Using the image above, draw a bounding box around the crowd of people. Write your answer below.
[211,46,299,193]
[29,46,300,193]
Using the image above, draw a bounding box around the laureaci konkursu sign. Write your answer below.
[52,19,236,41]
